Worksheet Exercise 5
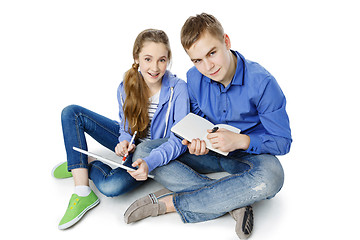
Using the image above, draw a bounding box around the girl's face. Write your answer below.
[136,41,169,88]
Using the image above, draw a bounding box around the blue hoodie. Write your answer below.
[117,71,189,173]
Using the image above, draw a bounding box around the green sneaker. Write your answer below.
[52,162,73,179]
[58,190,100,230]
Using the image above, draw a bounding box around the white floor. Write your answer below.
[1,0,359,239]
[5,142,358,240]
[47,148,292,240]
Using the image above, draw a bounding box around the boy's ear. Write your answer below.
[224,34,231,50]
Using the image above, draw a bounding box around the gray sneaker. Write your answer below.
[230,206,254,239]
[124,188,172,223]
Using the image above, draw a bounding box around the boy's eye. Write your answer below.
[209,51,216,56]
[160,58,166,63]
[145,58,151,62]
[193,59,201,64]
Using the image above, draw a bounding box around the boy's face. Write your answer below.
[186,31,234,85]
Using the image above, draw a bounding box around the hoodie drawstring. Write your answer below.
[163,87,174,138]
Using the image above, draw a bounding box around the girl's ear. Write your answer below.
[224,34,231,50]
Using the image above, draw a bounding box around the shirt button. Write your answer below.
[223,110,226,112]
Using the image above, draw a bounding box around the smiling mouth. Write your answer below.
[210,68,221,76]
[148,72,160,78]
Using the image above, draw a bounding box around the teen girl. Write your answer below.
[52,29,189,230]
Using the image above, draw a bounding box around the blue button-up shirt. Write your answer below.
[186,51,292,155]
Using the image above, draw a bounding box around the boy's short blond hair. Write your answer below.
[181,13,224,50]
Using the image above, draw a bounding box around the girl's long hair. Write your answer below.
[123,29,172,139]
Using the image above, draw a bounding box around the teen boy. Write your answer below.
[124,13,292,239]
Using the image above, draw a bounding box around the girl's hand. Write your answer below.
[128,159,149,181]
[182,138,209,155]
[115,140,136,157]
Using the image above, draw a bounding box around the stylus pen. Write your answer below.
[211,126,219,133]
[122,131,137,164]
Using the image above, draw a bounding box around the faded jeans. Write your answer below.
[61,105,284,223]
[148,139,285,223]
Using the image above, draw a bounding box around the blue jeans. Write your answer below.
[61,105,144,197]
[147,139,285,223]
[88,139,167,197]
[62,105,284,223]
[61,105,120,170]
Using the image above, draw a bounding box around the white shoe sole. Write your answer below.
[51,162,65,178]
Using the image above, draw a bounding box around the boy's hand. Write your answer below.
[128,159,149,181]
[182,139,209,155]
[207,128,250,152]
[182,128,250,155]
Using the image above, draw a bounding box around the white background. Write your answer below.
[1,0,359,239]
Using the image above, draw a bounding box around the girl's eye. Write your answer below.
[145,58,151,62]
[160,59,166,63]
[209,51,216,56]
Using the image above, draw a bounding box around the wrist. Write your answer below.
[142,160,149,173]
[239,134,250,150]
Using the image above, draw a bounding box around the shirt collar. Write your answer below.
[230,50,245,86]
